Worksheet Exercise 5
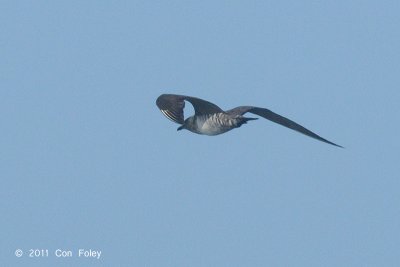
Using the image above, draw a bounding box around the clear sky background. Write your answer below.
[1,1,399,266]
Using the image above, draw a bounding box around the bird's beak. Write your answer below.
[177,125,184,131]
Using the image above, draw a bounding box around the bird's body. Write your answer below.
[156,94,342,147]
[183,113,257,135]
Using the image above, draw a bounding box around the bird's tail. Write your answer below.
[243,117,258,123]
[237,117,258,128]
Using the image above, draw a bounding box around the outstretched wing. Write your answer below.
[156,94,223,124]
[227,106,343,147]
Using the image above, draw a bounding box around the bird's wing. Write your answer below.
[156,94,223,124]
[227,106,342,147]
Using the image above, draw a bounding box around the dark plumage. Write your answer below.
[156,94,342,147]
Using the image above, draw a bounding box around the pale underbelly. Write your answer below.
[192,117,236,136]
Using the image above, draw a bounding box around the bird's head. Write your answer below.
[177,117,194,131]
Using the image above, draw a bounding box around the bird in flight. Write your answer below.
[156,94,342,147]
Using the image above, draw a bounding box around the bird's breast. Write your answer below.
[193,113,238,135]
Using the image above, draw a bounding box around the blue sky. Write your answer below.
[1,1,400,266]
